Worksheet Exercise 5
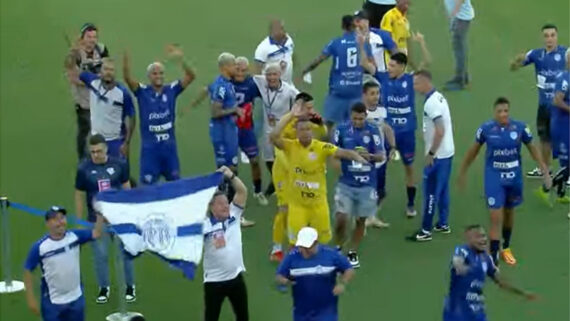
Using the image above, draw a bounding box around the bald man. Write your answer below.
[123,45,195,184]
[254,19,296,85]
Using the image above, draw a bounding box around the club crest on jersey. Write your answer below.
[363,135,371,144]
[510,131,518,140]
[482,261,488,273]
[402,81,407,88]
[308,152,317,160]
[162,94,167,103]
[106,167,115,175]
[554,53,561,61]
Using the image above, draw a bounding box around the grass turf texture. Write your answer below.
[1,0,568,320]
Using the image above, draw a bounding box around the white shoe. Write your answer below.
[566,176,570,188]
[240,152,250,164]
[406,207,417,218]
[365,216,390,228]
[240,217,255,227]
[393,150,401,161]
[526,167,543,178]
[254,192,269,206]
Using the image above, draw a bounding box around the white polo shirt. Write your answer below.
[254,35,295,84]
[423,90,455,159]
[366,105,388,166]
[24,230,93,304]
[202,203,246,283]
[253,75,299,134]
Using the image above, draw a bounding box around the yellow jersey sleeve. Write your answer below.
[314,140,338,159]
[380,11,394,34]
[281,138,296,153]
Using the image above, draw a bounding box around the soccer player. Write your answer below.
[510,24,568,178]
[458,97,551,265]
[254,19,296,85]
[380,0,417,67]
[538,50,570,205]
[270,104,367,246]
[70,58,136,158]
[252,64,299,199]
[354,10,398,73]
[362,81,396,228]
[123,45,195,185]
[443,225,537,321]
[359,32,431,217]
[409,70,455,242]
[74,134,135,303]
[301,15,373,133]
[64,23,109,159]
[332,103,385,267]
[24,207,104,321]
[269,93,327,262]
[276,227,355,321]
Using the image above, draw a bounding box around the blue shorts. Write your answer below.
[551,124,569,167]
[443,299,487,321]
[484,176,523,209]
[394,130,416,165]
[210,122,239,167]
[238,128,259,159]
[42,294,85,321]
[294,312,338,321]
[140,143,180,185]
[106,138,124,158]
[323,94,361,124]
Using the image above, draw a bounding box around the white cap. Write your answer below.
[295,227,318,248]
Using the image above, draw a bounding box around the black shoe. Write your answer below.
[347,251,360,269]
[433,225,451,234]
[406,230,432,242]
[96,287,110,304]
[125,285,136,303]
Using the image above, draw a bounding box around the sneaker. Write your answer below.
[393,150,401,161]
[526,167,543,178]
[270,249,284,262]
[433,225,451,234]
[347,251,360,269]
[96,287,110,304]
[406,230,432,242]
[253,192,269,206]
[556,195,570,204]
[566,177,570,188]
[500,248,517,266]
[406,207,417,218]
[125,285,136,303]
[240,152,250,164]
[365,216,390,228]
[534,187,553,208]
[240,217,255,228]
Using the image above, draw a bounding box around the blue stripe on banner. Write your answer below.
[8,201,92,227]
[111,223,203,236]
[96,172,223,204]
[111,223,141,235]
[177,223,202,236]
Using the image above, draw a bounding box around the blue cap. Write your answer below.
[45,206,67,221]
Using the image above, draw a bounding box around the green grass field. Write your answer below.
[1,0,569,320]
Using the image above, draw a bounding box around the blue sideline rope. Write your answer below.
[8,201,93,228]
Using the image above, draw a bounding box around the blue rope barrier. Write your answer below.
[8,201,93,228]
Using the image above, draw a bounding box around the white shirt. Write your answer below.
[253,75,299,134]
[368,30,395,72]
[366,106,388,166]
[423,90,455,159]
[254,35,295,84]
[202,203,246,283]
[444,0,475,21]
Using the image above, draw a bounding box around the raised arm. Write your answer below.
[510,52,527,71]
[411,32,431,70]
[270,112,296,150]
[218,166,247,207]
[122,51,139,92]
[166,45,196,89]
[64,48,83,86]
[357,33,376,75]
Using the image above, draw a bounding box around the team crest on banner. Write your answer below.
[141,214,176,253]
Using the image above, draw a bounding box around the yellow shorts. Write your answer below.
[272,157,289,207]
[287,201,331,245]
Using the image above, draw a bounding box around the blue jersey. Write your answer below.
[209,75,238,126]
[75,157,129,221]
[552,70,570,128]
[134,81,184,147]
[374,71,416,133]
[333,122,381,187]
[231,76,260,106]
[522,46,568,106]
[445,245,497,320]
[322,32,372,98]
[277,246,352,319]
[475,119,532,185]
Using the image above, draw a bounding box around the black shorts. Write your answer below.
[363,1,395,29]
[536,104,551,142]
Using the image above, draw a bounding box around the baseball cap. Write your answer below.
[354,10,369,20]
[295,227,318,248]
[45,206,67,221]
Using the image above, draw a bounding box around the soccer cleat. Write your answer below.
[406,207,417,218]
[534,187,553,208]
[407,230,432,242]
[96,287,110,304]
[270,250,284,263]
[253,192,269,206]
[526,167,543,178]
[240,217,256,228]
[433,225,451,234]
[125,285,136,303]
[556,195,570,204]
[240,152,250,164]
[500,248,517,266]
[365,216,390,228]
[566,177,570,188]
[347,251,360,269]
